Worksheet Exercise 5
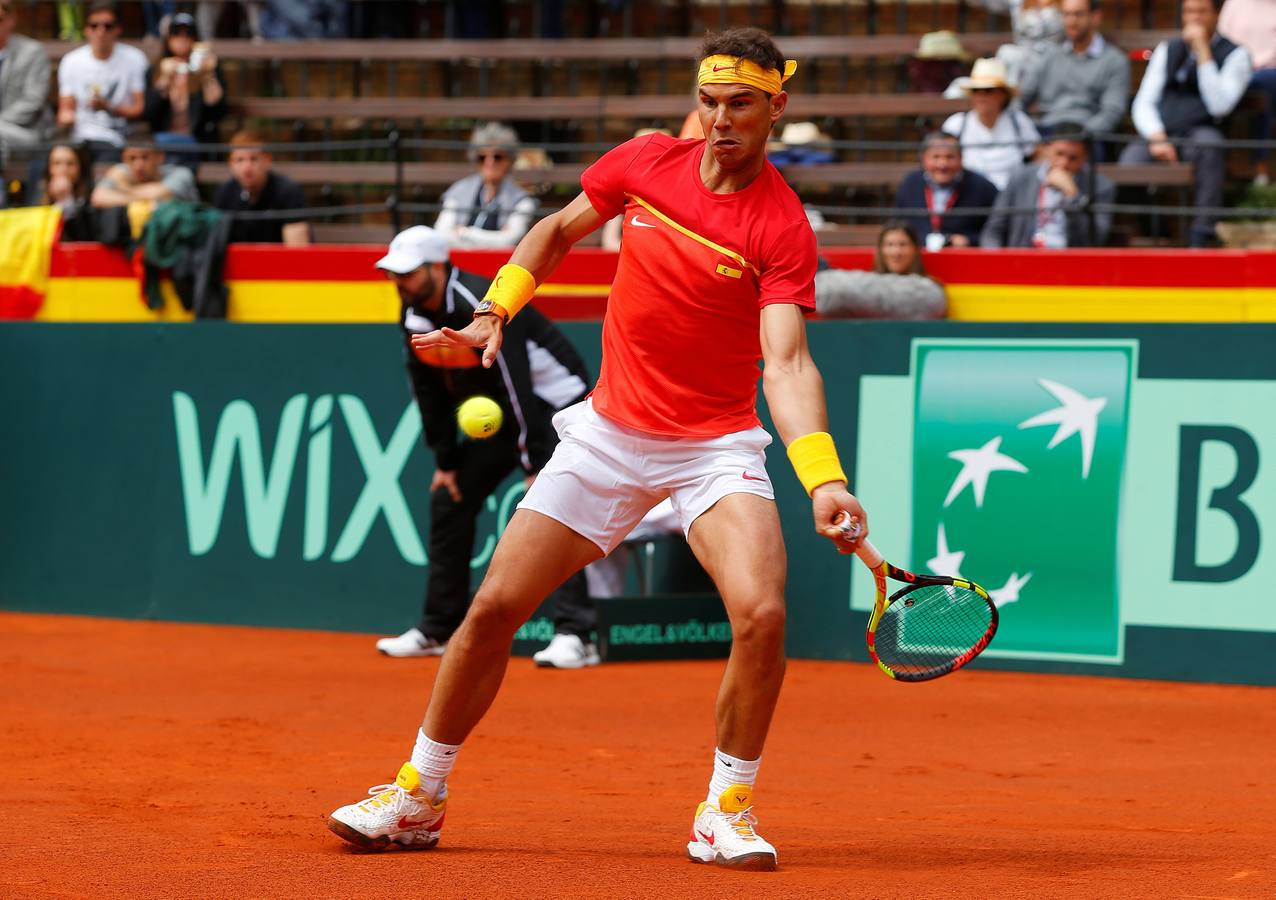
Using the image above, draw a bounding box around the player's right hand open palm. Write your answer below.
[411,317,505,368]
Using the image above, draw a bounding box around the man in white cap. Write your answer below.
[372,226,600,668]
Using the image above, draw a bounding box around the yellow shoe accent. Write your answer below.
[395,761,421,792]
[718,784,753,814]
[693,801,709,819]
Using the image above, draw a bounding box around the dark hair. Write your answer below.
[86,1,117,20]
[874,221,927,276]
[41,141,93,204]
[124,124,156,149]
[1047,120,1091,148]
[698,27,785,76]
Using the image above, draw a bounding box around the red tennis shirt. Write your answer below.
[581,133,817,437]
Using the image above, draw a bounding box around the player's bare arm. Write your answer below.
[411,193,605,367]
[759,303,867,553]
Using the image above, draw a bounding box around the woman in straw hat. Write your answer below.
[941,57,1040,190]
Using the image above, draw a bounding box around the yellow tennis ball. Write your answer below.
[457,396,503,439]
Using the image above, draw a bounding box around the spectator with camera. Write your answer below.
[144,12,226,163]
[56,1,147,161]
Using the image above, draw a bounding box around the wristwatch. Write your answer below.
[473,299,508,323]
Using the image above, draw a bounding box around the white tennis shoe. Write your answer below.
[375,627,446,657]
[532,633,601,669]
[686,784,777,870]
[327,762,446,850]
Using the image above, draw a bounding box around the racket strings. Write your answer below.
[874,583,993,678]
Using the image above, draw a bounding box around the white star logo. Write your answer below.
[944,436,1028,508]
[989,571,1032,608]
[1018,379,1107,479]
[927,523,966,578]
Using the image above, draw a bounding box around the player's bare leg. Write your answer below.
[684,491,786,870]
[327,508,600,850]
[423,508,603,743]
[687,492,787,758]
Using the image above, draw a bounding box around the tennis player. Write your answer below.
[327,26,868,871]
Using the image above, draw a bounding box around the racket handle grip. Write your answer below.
[854,538,884,568]
[835,511,884,568]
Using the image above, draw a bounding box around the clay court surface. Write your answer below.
[2,612,1274,899]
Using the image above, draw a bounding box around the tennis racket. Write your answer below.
[838,514,997,682]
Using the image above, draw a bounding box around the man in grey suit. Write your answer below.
[980,124,1115,248]
[0,0,50,158]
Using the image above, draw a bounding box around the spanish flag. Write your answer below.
[0,205,63,319]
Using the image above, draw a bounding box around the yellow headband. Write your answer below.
[697,54,797,95]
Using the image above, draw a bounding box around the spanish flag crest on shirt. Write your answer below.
[0,205,63,319]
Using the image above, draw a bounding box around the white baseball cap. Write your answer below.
[375,226,450,274]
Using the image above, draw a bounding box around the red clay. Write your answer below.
[1,611,1274,899]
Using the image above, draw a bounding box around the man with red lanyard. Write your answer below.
[894,132,1000,250]
[980,123,1115,248]
[325,26,868,871]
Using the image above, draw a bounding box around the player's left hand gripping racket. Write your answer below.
[838,514,998,682]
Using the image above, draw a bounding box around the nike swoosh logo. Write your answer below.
[712,65,733,72]
[741,471,766,482]
[398,814,437,829]
[629,215,657,229]
[697,829,715,845]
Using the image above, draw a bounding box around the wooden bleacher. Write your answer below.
[192,160,1193,192]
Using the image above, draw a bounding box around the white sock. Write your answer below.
[410,729,460,801]
[707,748,760,806]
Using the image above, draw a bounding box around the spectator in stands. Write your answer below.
[981,123,1115,247]
[435,122,537,249]
[196,2,263,41]
[1120,0,1253,246]
[34,142,97,240]
[1218,0,1276,185]
[90,126,199,209]
[944,58,1042,190]
[908,30,972,96]
[0,1,51,160]
[56,1,148,161]
[212,129,311,245]
[1019,0,1130,147]
[969,0,1065,89]
[260,0,348,40]
[814,222,948,319]
[895,132,1000,250]
[144,12,227,162]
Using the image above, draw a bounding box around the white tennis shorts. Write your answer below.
[519,399,775,554]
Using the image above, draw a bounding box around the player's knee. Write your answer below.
[464,587,526,639]
[731,599,786,649]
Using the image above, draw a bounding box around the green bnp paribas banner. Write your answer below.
[853,327,1276,685]
[910,341,1134,662]
[3,322,1275,684]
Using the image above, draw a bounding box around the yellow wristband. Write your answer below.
[482,263,536,323]
[786,431,848,496]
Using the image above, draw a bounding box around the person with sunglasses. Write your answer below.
[55,1,147,161]
[433,122,537,249]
